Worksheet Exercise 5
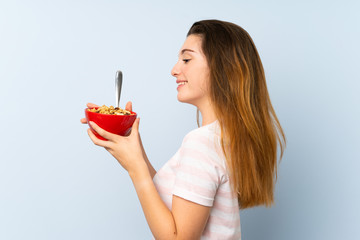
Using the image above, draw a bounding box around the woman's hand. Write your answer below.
[87,117,147,175]
[81,101,156,177]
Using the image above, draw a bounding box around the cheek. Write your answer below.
[198,70,210,92]
[184,64,210,93]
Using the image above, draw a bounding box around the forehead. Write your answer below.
[179,35,203,55]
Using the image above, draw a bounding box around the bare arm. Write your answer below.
[138,133,157,178]
[87,119,211,239]
[129,165,211,240]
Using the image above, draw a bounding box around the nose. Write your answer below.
[171,60,180,77]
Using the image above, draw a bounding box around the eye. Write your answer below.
[182,59,191,63]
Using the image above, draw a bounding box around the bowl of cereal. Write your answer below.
[85,105,137,140]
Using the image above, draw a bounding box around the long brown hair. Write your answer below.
[188,20,286,209]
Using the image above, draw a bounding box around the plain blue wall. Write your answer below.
[1,0,359,239]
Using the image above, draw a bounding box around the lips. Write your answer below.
[176,80,188,90]
[176,80,188,84]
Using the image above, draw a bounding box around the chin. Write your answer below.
[177,93,190,103]
[177,96,197,107]
[177,97,188,103]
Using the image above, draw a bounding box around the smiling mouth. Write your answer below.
[177,81,188,86]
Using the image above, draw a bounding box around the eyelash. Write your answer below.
[182,59,191,63]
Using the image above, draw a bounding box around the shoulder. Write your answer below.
[182,120,221,145]
[180,121,227,173]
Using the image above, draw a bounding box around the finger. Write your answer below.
[87,128,112,148]
[125,101,132,111]
[89,121,118,142]
[87,103,99,108]
[130,118,140,136]
[80,118,88,124]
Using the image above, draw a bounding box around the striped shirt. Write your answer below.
[153,120,241,239]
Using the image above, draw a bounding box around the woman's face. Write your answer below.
[171,34,210,108]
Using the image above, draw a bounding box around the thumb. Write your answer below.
[131,117,140,135]
[125,101,133,112]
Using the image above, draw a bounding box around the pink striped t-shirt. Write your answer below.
[153,120,241,239]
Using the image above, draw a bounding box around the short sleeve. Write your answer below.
[172,130,224,207]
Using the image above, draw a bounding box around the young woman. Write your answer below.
[81,19,285,240]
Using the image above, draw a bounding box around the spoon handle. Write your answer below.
[115,71,123,108]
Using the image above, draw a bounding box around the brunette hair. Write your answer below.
[188,20,286,209]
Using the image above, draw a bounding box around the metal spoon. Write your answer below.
[115,71,123,108]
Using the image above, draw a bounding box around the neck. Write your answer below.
[198,99,217,126]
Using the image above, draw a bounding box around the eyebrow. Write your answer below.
[179,48,196,57]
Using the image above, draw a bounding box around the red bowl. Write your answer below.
[85,108,137,140]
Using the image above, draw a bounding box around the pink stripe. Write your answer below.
[213,200,239,214]
[155,169,174,180]
[207,214,240,229]
[185,132,225,157]
[179,147,224,173]
[174,178,216,197]
[184,133,221,151]
[155,183,172,197]
[203,227,241,239]
[184,129,219,143]
[216,187,237,199]
[185,133,211,145]
[184,136,217,154]
[177,163,219,184]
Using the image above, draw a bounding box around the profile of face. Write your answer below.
[171,34,211,109]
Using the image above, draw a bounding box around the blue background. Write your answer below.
[1,0,359,239]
